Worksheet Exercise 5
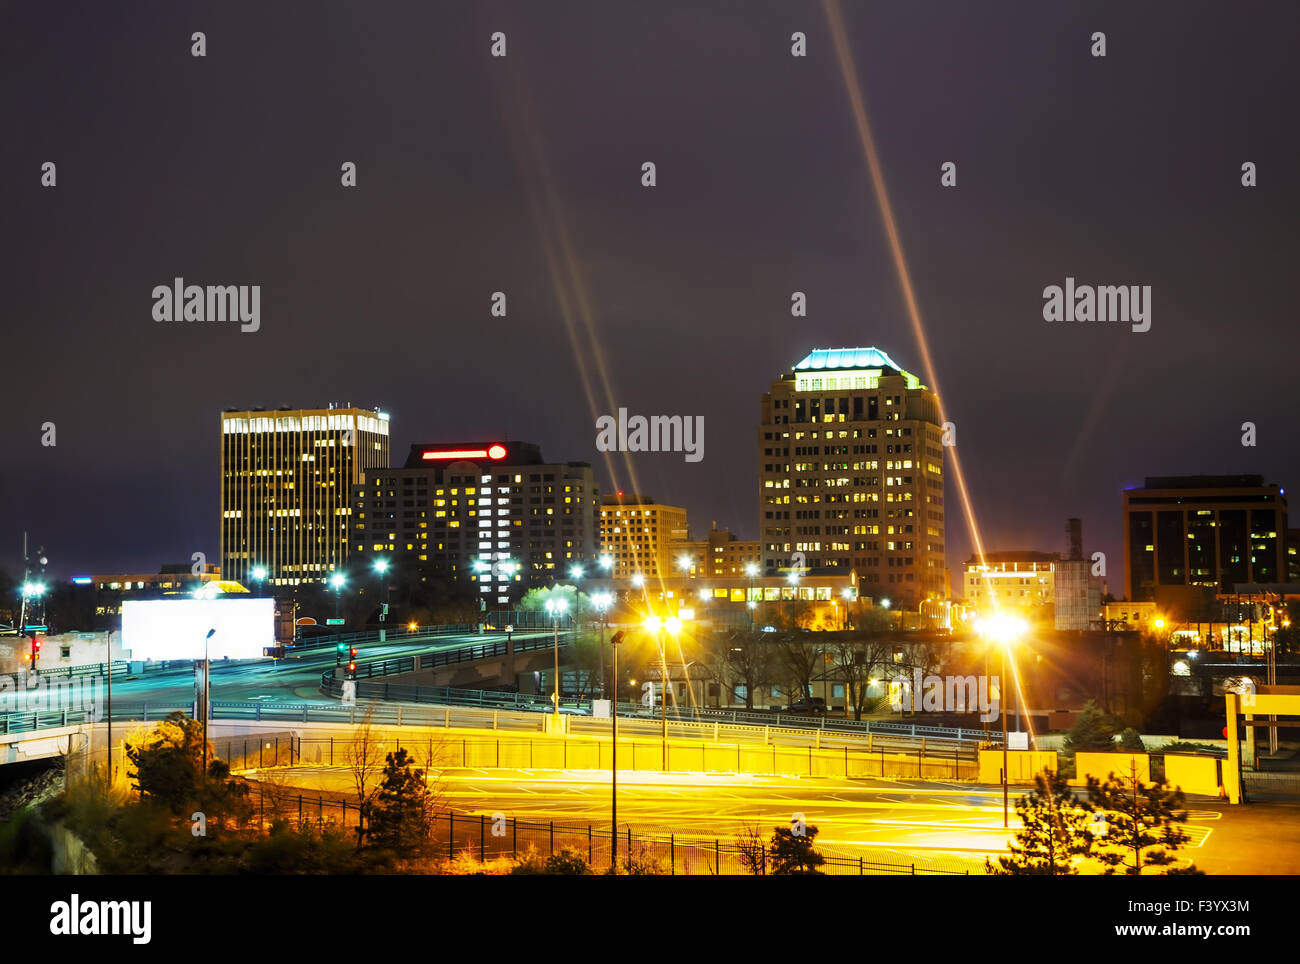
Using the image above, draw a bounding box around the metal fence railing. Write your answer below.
[317,666,991,744]
[217,789,976,875]
[247,730,979,782]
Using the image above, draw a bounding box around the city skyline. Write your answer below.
[3,3,1298,589]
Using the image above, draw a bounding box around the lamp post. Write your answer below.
[545,596,569,718]
[745,563,758,629]
[787,569,800,630]
[251,565,267,597]
[609,629,625,870]
[976,614,1027,830]
[592,592,612,699]
[106,628,113,783]
[374,558,390,640]
[201,628,215,778]
[645,615,682,771]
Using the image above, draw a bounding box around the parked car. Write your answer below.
[785,698,827,714]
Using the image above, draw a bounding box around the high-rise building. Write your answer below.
[758,347,945,609]
[352,441,600,604]
[1123,475,1289,601]
[599,494,689,580]
[220,405,390,586]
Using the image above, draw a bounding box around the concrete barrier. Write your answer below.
[1072,751,1149,787]
[1164,753,1222,797]
[978,749,1057,785]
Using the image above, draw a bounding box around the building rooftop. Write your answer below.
[965,551,1061,566]
[1135,475,1268,490]
[793,347,907,373]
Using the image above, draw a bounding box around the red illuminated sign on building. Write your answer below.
[420,444,508,461]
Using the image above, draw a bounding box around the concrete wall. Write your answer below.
[978,749,1057,784]
[1072,751,1149,787]
[1164,754,1222,797]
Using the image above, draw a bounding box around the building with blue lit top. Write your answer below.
[758,348,946,610]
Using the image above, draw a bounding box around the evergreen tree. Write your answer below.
[364,748,432,856]
[1064,700,1119,752]
[769,824,825,875]
[985,769,1095,875]
[1086,763,1201,875]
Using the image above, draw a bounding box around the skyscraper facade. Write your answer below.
[220,405,390,586]
[352,441,600,605]
[759,347,945,609]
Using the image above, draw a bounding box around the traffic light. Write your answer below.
[30,634,41,664]
[336,641,347,665]
[346,647,358,679]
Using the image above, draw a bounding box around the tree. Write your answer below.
[777,637,821,704]
[122,712,249,828]
[711,629,775,710]
[733,821,768,875]
[1086,763,1202,875]
[830,635,892,720]
[365,748,433,856]
[768,823,825,875]
[124,712,209,814]
[985,769,1095,875]
[345,711,384,844]
[518,584,589,619]
[1064,700,1119,752]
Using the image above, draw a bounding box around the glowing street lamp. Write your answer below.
[677,554,693,576]
[644,614,682,770]
[545,596,570,717]
[373,558,391,633]
[570,564,584,581]
[745,563,759,627]
[975,613,1029,828]
[250,565,268,596]
[592,591,613,699]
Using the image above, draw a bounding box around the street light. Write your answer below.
[592,591,613,699]
[677,554,692,576]
[609,629,625,870]
[745,563,759,628]
[201,628,216,778]
[545,596,569,718]
[374,559,391,637]
[251,566,268,596]
[645,614,682,770]
[975,614,1028,829]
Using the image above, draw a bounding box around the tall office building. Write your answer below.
[1123,475,1288,601]
[352,441,600,605]
[599,494,690,580]
[220,405,390,586]
[759,347,945,610]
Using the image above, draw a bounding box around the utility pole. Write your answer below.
[609,630,624,871]
[106,629,113,784]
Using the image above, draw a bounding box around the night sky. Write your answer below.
[3,1,1297,588]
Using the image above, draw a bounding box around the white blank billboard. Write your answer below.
[121,598,276,661]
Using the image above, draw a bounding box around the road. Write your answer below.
[87,630,551,707]
[244,764,1296,874]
